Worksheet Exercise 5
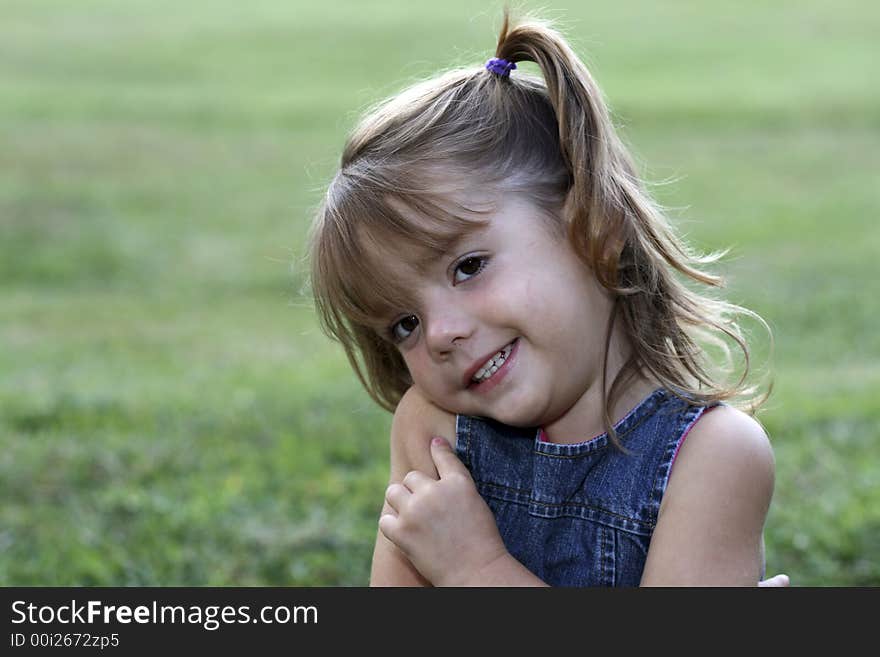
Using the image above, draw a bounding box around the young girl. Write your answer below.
[309,11,787,586]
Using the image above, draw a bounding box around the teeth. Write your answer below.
[471,343,514,383]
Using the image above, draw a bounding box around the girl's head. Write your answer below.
[309,10,770,437]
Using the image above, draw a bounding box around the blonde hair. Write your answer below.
[309,10,772,443]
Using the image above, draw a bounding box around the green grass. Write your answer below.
[1,0,877,585]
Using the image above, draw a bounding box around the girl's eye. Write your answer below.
[390,314,419,342]
[453,256,487,284]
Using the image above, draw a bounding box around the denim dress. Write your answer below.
[454,388,720,586]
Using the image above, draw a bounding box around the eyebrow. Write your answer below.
[410,221,489,275]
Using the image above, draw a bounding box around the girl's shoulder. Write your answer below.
[674,403,774,480]
[388,386,457,480]
[664,403,775,511]
[643,403,776,584]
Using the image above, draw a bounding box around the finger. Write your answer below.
[402,469,436,492]
[378,513,399,544]
[430,436,467,478]
[384,482,410,513]
[758,574,790,587]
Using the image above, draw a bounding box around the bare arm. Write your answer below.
[371,387,547,586]
[369,386,455,586]
[379,434,548,587]
[640,405,776,586]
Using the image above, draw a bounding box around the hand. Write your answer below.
[758,574,790,587]
[379,437,509,587]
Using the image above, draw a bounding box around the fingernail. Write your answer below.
[431,437,446,446]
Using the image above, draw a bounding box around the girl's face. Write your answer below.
[384,194,618,433]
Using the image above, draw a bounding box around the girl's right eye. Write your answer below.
[390,315,419,343]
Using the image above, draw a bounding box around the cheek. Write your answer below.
[507,270,569,334]
[401,350,442,393]
[488,270,543,321]
[401,350,426,379]
[513,265,607,349]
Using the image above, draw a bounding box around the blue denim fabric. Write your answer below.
[454,388,721,586]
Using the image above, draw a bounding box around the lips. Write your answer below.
[463,339,518,388]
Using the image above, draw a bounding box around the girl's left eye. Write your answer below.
[453,255,488,284]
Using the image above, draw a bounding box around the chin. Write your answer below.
[449,387,547,428]
[491,414,539,428]
[479,399,546,428]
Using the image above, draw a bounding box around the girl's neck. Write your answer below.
[541,377,658,445]
[541,326,659,444]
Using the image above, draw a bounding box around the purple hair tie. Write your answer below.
[485,57,517,78]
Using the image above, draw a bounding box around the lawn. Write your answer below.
[1,0,877,585]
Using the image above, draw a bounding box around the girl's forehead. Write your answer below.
[361,192,559,272]
[357,224,473,290]
[365,194,493,269]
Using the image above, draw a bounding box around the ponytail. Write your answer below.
[493,10,632,285]
[492,10,771,435]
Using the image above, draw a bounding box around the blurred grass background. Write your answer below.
[1,0,877,585]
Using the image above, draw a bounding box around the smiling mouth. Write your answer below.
[471,342,515,384]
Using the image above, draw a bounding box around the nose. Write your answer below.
[422,302,475,357]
